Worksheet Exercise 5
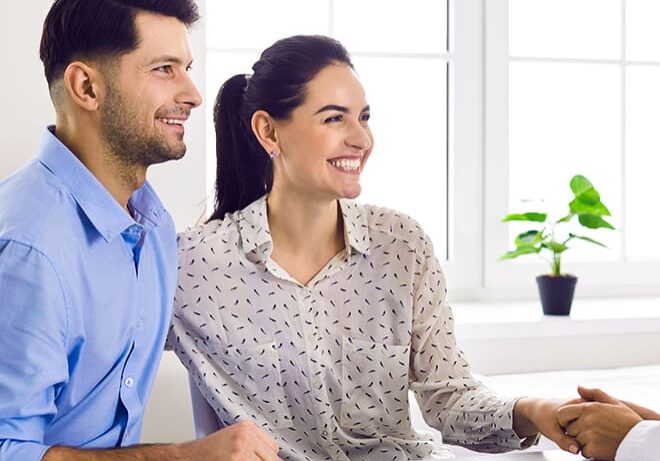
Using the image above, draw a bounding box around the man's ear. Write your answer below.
[251,110,281,157]
[62,61,103,112]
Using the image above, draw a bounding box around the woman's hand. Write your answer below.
[513,397,581,454]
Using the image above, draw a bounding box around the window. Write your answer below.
[484,0,660,296]
[202,0,452,260]
[198,1,656,300]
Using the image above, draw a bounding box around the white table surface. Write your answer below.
[458,450,588,460]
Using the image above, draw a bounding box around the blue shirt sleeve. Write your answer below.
[0,240,69,461]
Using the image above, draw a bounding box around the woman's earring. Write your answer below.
[269,150,278,159]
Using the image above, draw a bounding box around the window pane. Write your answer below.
[206,1,328,49]
[355,57,448,258]
[625,66,660,259]
[333,0,447,54]
[509,0,621,59]
[509,62,621,261]
[626,0,660,61]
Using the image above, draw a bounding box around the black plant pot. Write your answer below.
[536,274,577,316]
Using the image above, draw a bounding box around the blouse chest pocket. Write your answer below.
[340,336,412,437]
[210,340,293,429]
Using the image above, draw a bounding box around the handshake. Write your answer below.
[529,386,658,460]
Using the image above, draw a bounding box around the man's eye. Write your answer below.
[155,65,173,74]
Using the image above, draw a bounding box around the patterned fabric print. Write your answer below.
[167,195,530,461]
[340,337,410,436]
[213,341,293,428]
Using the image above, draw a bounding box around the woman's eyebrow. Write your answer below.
[314,104,370,115]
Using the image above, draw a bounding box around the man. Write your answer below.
[0,1,281,460]
[557,386,660,461]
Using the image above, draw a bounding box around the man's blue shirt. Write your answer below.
[0,128,177,460]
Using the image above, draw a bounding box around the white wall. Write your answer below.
[1,2,208,231]
[2,1,55,178]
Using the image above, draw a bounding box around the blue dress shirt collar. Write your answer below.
[37,126,166,242]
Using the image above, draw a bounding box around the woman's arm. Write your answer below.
[408,232,580,454]
[408,239,535,453]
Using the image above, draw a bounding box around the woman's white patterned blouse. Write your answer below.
[167,195,534,460]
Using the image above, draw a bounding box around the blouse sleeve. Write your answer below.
[408,237,536,453]
[165,233,190,352]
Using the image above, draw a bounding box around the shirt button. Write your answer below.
[124,377,135,388]
[322,430,329,437]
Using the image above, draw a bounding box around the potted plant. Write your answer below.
[500,175,614,315]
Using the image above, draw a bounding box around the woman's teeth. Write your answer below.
[329,158,360,171]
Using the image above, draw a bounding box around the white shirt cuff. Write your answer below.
[616,419,660,461]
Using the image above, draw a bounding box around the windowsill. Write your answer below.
[451,297,660,375]
[453,296,660,339]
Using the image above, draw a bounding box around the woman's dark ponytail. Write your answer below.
[208,74,272,221]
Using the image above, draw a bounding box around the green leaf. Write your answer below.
[542,241,568,254]
[576,188,601,205]
[502,212,547,223]
[499,246,542,260]
[569,198,611,216]
[514,230,544,247]
[570,175,602,206]
[568,233,608,248]
[570,175,594,195]
[570,175,597,197]
[556,213,574,223]
[578,214,615,230]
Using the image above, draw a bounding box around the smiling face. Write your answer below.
[271,63,373,201]
[99,11,202,167]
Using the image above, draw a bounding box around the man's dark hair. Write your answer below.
[40,0,199,86]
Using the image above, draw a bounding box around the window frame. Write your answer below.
[482,0,660,299]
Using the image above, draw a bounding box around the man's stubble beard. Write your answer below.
[100,81,186,171]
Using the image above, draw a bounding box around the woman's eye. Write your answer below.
[360,112,371,122]
[324,114,343,123]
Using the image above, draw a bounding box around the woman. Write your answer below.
[167,35,576,460]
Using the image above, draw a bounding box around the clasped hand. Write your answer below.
[554,386,643,460]
[515,386,651,460]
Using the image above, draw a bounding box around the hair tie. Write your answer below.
[244,74,253,94]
